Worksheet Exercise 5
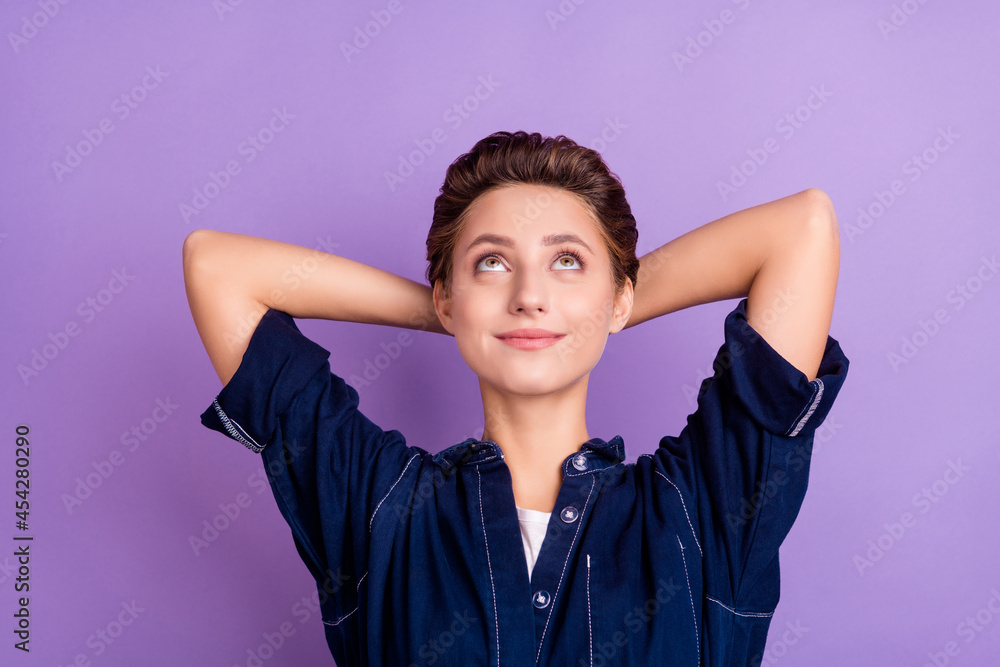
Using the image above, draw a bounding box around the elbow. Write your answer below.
[182,229,217,279]
[798,188,840,249]
[182,229,203,268]
[799,187,836,224]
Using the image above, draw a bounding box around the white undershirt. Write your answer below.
[515,505,551,581]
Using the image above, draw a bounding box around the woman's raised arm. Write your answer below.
[623,188,840,381]
[182,229,448,386]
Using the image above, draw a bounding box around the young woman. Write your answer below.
[185,131,849,666]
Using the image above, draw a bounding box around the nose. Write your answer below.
[509,266,548,314]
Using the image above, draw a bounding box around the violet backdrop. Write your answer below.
[1,1,997,665]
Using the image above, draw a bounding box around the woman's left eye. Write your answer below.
[553,251,585,270]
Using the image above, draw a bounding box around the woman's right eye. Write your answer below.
[474,252,505,272]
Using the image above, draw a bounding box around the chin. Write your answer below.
[487,372,583,397]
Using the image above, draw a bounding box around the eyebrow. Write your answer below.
[463,233,595,256]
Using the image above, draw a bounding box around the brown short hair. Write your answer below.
[426,131,639,298]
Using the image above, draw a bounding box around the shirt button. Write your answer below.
[532,590,551,609]
[572,454,587,471]
[560,506,579,523]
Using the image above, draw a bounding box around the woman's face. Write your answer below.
[433,184,633,398]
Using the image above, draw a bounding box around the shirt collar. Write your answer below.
[431,435,626,475]
[579,435,626,463]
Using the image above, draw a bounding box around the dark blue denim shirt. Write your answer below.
[200,298,849,666]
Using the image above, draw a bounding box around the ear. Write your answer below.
[432,279,455,336]
[610,277,634,334]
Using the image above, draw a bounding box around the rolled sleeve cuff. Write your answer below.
[199,309,331,452]
[716,297,849,438]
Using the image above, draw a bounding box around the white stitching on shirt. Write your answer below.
[586,553,593,667]
[333,451,415,629]
[322,572,368,627]
[787,379,824,437]
[677,536,700,664]
[787,381,817,433]
[369,454,420,532]
[212,397,264,452]
[323,605,357,626]
[477,466,500,667]
[705,595,774,618]
[537,476,595,665]
[652,469,703,557]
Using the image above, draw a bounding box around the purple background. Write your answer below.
[2,1,998,665]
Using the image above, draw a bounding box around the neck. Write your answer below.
[479,375,591,514]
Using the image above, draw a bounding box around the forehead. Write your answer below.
[456,185,601,252]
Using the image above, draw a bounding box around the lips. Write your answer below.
[496,329,566,350]
[496,328,564,339]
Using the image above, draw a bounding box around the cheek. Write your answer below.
[450,301,491,358]
[451,296,483,332]
[565,295,616,348]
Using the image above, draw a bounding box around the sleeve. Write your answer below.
[656,297,849,613]
[198,308,418,623]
